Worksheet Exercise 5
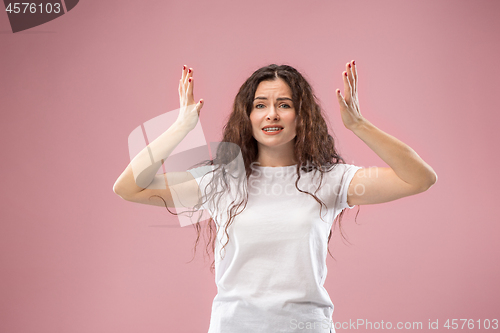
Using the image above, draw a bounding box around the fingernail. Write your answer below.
[344,72,348,76]
[189,78,192,82]
[188,69,192,73]
[348,63,351,68]
[353,60,356,65]
[183,65,186,70]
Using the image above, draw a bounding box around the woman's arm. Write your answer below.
[112,121,192,196]
[335,60,437,206]
[113,65,204,199]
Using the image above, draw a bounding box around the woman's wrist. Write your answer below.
[172,119,190,133]
[348,117,372,134]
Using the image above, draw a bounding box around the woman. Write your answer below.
[113,61,437,333]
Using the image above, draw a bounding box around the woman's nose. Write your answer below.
[266,106,279,120]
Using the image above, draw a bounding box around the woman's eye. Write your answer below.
[254,103,291,109]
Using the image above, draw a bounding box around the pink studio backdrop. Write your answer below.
[1,1,499,332]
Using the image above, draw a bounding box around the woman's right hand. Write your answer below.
[176,65,204,131]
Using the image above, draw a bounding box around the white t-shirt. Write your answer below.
[187,163,362,333]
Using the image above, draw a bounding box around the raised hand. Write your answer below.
[177,65,204,131]
[336,60,366,131]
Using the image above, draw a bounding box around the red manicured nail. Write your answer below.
[183,65,186,70]
[189,78,192,82]
[344,72,348,76]
[353,60,356,65]
[348,63,351,68]
[188,69,192,73]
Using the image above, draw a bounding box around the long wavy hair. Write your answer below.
[155,64,360,273]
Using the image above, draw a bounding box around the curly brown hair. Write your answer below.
[155,64,359,273]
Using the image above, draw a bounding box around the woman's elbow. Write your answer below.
[420,170,438,192]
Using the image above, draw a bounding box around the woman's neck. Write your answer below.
[255,142,297,167]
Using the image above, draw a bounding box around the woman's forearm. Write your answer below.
[113,121,191,196]
[351,119,437,190]
[335,60,437,190]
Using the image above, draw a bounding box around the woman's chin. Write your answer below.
[256,138,295,149]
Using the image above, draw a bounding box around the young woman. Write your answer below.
[113,61,437,333]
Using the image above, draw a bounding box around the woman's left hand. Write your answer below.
[336,60,367,131]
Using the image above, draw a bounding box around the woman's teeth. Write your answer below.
[263,127,282,132]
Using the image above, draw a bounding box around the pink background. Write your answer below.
[1,0,499,332]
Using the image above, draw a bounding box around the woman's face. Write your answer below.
[249,78,297,150]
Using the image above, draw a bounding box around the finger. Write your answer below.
[343,71,352,96]
[179,78,183,96]
[183,68,193,95]
[197,99,204,115]
[346,62,355,91]
[184,67,193,85]
[179,65,188,97]
[187,76,194,98]
[336,89,348,107]
[351,60,357,94]
[181,64,187,82]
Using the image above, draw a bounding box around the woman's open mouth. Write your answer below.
[262,126,283,135]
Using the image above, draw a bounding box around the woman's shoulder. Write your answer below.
[322,162,362,178]
[187,164,217,179]
[324,162,361,172]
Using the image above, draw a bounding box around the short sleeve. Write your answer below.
[186,165,216,211]
[187,165,215,181]
[337,163,363,210]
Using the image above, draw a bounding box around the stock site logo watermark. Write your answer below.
[3,0,79,33]
[128,106,242,228]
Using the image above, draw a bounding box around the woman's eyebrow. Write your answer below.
[253,97,293,102]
